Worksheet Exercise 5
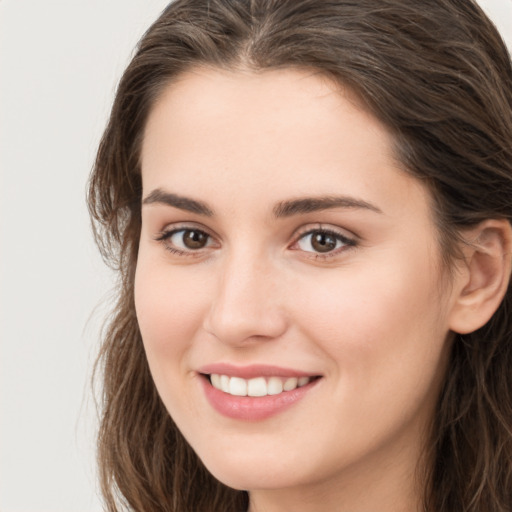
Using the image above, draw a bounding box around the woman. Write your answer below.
[88,0,512,510]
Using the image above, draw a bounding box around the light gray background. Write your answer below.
[0,1,510,511]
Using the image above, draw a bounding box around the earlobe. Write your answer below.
[448,219,512,335]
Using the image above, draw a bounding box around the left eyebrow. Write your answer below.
[273,195,383,218]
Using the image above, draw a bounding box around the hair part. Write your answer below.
[88,1,512,510]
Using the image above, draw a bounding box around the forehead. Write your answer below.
[140,66,430,223]
[142,66,388,162]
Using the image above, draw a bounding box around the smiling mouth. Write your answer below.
[205,374,320,397]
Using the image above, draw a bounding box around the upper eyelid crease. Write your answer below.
[155,226,211,240]
[293,228,356,246]
[155,226,355,257]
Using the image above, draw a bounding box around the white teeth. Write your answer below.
[247,377,267,397]
[267,376,283,395]
[210,374,313,397]
[283,377,298,391]
[229,377,247,396]
[298,376,310,387]
[211,374,221,389]
[220,375,230,393]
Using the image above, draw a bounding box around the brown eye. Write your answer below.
[310,232,338,253]
[182,229,209,249]
[161,228,212,252]
[296,229,353,255]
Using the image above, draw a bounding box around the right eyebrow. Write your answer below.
[141,189,214,216]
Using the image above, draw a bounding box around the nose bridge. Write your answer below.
[204,245,287,345]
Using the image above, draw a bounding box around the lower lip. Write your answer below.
[201,376,320,421]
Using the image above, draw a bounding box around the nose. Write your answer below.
[203,251,288,346]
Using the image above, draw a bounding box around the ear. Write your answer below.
[448,219,512,335]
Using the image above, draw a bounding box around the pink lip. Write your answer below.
[198,363,317,379]
[198,365,321,421]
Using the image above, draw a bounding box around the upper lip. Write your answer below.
[198,363,320,379]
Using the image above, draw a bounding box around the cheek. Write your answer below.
[283,255,451,466]
[134,256,209,365]
[292,252,450,392]
[133,255,216,427]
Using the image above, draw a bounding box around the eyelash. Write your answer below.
[154,225,357,260]
[291,227,357,259]
[155,226,214,257]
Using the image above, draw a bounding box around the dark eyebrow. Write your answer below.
[273,196,382,218]
[142,189,214,216]
[142,189,381,218]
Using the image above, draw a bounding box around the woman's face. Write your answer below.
[135,67,459,501]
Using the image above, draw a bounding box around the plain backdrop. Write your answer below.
[0,1,511,511]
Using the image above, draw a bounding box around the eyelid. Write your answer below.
[289,224,358,258]
[154,222,219,255]
[291,223,357,243]
[153,222,357,259]
[155,221,216,240]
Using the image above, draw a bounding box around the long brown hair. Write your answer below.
[88,1,512,510]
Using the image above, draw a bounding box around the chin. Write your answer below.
[188,440,302,491]
[206,462,299,492]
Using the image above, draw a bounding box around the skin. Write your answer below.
[134,67,471,512]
